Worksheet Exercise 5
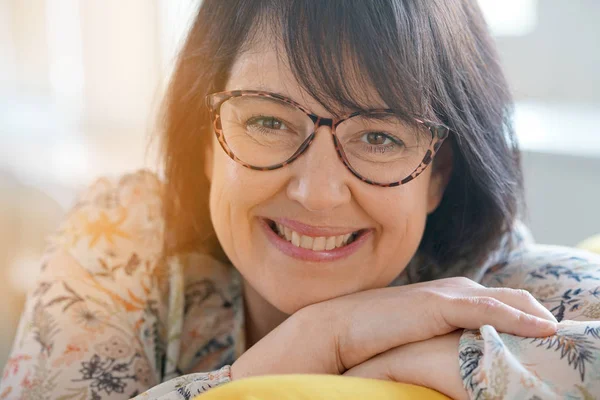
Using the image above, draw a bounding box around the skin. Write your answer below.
[205,35,453,348]
[201,34,557,398]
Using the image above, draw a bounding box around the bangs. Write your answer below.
[242,0,436,125]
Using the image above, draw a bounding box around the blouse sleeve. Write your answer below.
[458,242,600,399]
[130,366,232,399]
[0,171,232,399]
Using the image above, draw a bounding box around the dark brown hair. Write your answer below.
[159,0,523,273]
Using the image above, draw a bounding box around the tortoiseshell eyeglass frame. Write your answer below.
[205,89,450,188]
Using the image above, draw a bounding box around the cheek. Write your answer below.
[369,167,432,228]
[210,149,285,210]
[208,150,284,264]
[360,170,432,278]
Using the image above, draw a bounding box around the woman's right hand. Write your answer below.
[230,277,557,379]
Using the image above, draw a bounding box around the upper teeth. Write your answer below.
[274,222,356,251]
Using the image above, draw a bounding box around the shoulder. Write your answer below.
[51,169,165,270]
[483,243,600,321]
[0,170,173,396]
[40,169,170,309]
[483,243,600,287]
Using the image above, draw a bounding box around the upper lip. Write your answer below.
[267,217,367,237]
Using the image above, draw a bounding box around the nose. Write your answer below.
[286,124,352,212]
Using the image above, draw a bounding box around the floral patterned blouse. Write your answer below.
[1,170,600,400]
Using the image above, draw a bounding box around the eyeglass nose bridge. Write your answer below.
[285,114,338,165]
[308,114,335,131]
[286,113,354,175]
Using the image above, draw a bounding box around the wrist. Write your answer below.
[229,361,240,381]
[230,305,338,379]
[385,331,466,399]
[420,331,468,400]
[293,303,342,374]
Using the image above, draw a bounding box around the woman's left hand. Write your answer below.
[343,330,468,400]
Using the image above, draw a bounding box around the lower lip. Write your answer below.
[259,218,372,262]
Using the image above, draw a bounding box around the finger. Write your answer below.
[481,287,558,322]
[441,296,557,337]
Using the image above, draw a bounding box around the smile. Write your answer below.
[270,220,360,250]
[260,218,372,262]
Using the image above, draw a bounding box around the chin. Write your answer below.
[269,293,332,315]
[272,297,314,315]
[257,273,369,315]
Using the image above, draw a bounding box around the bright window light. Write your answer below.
[477,0,539,36]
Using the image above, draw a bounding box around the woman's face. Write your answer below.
[206,38,451,314]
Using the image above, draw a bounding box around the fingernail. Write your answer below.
[538,318,558,332]
[544,310,558,323]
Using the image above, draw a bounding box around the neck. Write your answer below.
[242,279,289,350]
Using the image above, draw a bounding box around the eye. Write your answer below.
[249,116,289,131]
[361,132,394,146]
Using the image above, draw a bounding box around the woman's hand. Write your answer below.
[343,331,468,400]
[231,277,557,380]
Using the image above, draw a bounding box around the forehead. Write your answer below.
[224,35,389,117]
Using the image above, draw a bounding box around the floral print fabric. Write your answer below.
[459,245,600,399]
[1,170,599,399]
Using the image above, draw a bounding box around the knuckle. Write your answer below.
[434,277,481,291]
[447,276,473,286]
[515,309,535,325]
[491,287,536,303]
[454,276,483,289]
[515,288,536,302]
[466,296,502,313]
[420,287,443,299]
[503,287,537,304]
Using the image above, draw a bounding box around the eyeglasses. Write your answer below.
[205,90,450,187]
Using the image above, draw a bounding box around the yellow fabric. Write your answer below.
[196,374,451,400]
[578,234,600,254]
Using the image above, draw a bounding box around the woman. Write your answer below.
[2,1,600,399]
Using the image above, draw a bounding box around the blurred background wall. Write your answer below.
[0,0,599,370]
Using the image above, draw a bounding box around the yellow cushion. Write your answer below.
[578,234,600,255]
[196,374,450,400]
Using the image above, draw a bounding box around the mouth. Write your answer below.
[260,218,372,262]
[266,219,366,250]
